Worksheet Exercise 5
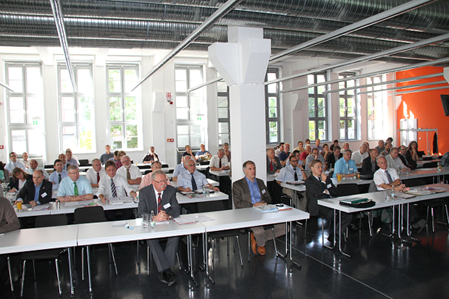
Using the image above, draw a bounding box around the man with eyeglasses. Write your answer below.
[57,165,93,202]
[5,152,26,175]
[276,155,307,210]
[86,158,105,188]
[98,160,136,220]
[139,161,172,190]
[177,160,219,193]
[116,155,142,188]
[49,159,68,190]
[138,170,180,286]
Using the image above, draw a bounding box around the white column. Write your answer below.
[209,26,271,183]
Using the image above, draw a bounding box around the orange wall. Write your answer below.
[396,66,449,154]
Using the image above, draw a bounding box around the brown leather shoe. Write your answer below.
[257,246,266,256]
[250,233,257,254]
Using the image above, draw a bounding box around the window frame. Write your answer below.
[217,79,230,146]
[106,64,142,151]
[265,68,281,145]
[367,75,387,140]
[308,73,328,141]
[338,73,358,141]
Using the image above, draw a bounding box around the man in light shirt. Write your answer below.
[341,142,350,154]
[58,153,68,171]
[351,143,369,166]
[139,161,172,189]
[5,152,26,175]
[276,156,307,211]
[333,150,357,178]
[86,158,106,188]
[305,147,325,172]
[172,155,191,182]
[177,160,219,192]
[209,148,229,171]
[116,155,142,188]
[26,159,49,179]
[386,147,409,172]
[311,139,323,153]
[49,159,68,190]
[65,149,79,167]
[21,152,30,168]
[57,165,93,202]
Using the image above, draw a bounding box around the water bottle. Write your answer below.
[150,210,156,228]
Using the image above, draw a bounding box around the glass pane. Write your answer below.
[190,125,201,135]
[109,97,122,121]
[175,69,186,81]
[27,130,42,155]
[79,97,92,122]
[217,81,227,93]
[110,125,123,138]
[126,124,138,149]
[340,120,345,139]
[190,135,202,148]
[189,69,203,87]
[125,96,137,121]
[60,68,74,93]
[267,83,277,94]
[317,85,325,94]
[62,126,77,149]
[11,130,26,153]
[108,69,121,93]
[10,111,25,124]
[269,97,277,108]
[269,108,277,118]
[339,98,346,117]
[308,98,315,117]
[124,68,138,92]
[9,97,25,123]
[27,97,44,125]
[62,110,76,122]
[9,97,24,110]
[78,69,92,94]
[176,96,188,107]
[348,120,355,139]
[79,125,93,150]
[307,75,314,85]
[218,122,228,134]
[175,80,187,92]
[347,98,355,117]
[218,134,229,145]
[62,97,74,109]
[177,135,189,148]
[113,140,123,149]
[8,67,23,93]
[317,98,325,117]
[127,137,138,149]
[269,121,278,143]
[318,120,326,140]
[308,121,316,140]
[217,96,228,108]
[176,108,189,120]
[218,108,228,119]
[317,75,325,83]
[177,125,189,135]
[26,67,42,93]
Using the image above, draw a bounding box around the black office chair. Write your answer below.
[422,162,438,168]
[74,206,118,285]
[20,214,68,297]
[79,159,89,166]
[423,199,449,232]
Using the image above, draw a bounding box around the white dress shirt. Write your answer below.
[351,150,369,165]
[26,167,50,179]
[116,164,142,182]
[98,175,134,199]
[86,167,106,185]
[177,170,208,190]
[373,168,399,190]
[5,161,26,174]
[385,155,407,170]
[173,163,187,178]
[276,164,304,183]
[209,155,229,169]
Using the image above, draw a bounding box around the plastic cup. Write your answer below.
[337,174,342,182]
[135,218,143,226]
[143,214,149,228]
[16,202,22,210]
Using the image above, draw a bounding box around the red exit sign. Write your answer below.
[167,138,174,142]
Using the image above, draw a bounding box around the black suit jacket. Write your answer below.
[8,175,33,191]
[404,152,417,170]
[326,153,342,169]
[305,175,338,216]
[266,156,282,174]
[138,185,180,218]
[361,156,379,175]
[16,179,53,204]
[233,177,272,209]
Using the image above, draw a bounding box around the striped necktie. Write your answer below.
[111,178,117,197]
[157,193,162,213]
[126,168,131,180]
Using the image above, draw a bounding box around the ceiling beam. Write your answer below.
[269,0,434,63]
[49,0,77,92]
[132,0,242,91]
[389,85,449,96]
[357,80,447,95]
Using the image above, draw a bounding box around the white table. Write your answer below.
[209,170,230,177]
[176,191,228,205]
[189,208,309,282]
[172,178,219,188]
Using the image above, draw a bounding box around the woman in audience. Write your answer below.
[407,141,419,162]
[0,161,5,183]
[8,167,32,192]
[329,139,339,152]
[321,144,330,160]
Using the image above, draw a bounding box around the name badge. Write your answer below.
[327,184,332,189]
[349,168,354,171]
[41,192,47,197]
[163,203,171,209]
[261,189,266,194]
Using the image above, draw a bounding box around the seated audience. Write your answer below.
[223,142,231,162]
[274,142,284,157]
[375,140,385,155]
[8,168,32,192]
[321,143,330,160]
[305,147,325,172]
[351,143,368,166]
[26,159,49,179]
[21,152,30,168]
[5,152,26,174]
[276,156,307,210]
[279,143,291,166]
[209,148,230,171]
[305,159,352,242]
[341,142,350,154]
[326,146,342,169]
[100,145,114,164]
[57,165,93,202]
[333,150,357,178]
[182,145,196,160]
[139,161,172,189]
[381,142,392,156]
[142,146,159,164]
[266,148,282,174]
[0,162,5,183]
[177,160,219,192]
[195,144,212,162]
[0,196,20,233]
[86,158,106,188]
[406,141,419,165]
[172,156,191,182]
[311,139,323,153]
[293,141,305,153]
[300,145,311,162]
[361,149,379,175]
[58,153,68,171]
[65,149,79,167]
[399,145,416,170]
[15,170,52,206]
[233,160,285,256]
[49,159,68,190]
[441,150,449,167]
[329,139,339,152]
[386,147,409,171]
[117,155,142,188]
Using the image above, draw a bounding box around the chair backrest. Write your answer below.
[337,183,360,196]
[74,206,106,224]
[197,201,227,213]
[405,178,427,187]
[35,214,68,227]
[422,157,433,161]
[368,182,378,193]
[422,162,437,168]
[79,159,89,166]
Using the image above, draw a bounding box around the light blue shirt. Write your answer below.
[173,163,187,177]
[49,170,68,190]
[333,157,357,178]
[34,183,42,204]
[26,167,49,179]
[245,177,261,205]
[178,170,208,190]
[276,164,304,183]
[5,161,26,173]
[57,176,92,197]
[195,150,211,158]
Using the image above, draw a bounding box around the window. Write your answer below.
[308,73,327,141]
[339,73,357,140]
[266,69,281,144]
[58,64,95,153]
[217,76,230,145]
[5,62,45,156]
[106,65,141,150]
[175,65,206,149]
[367,75,387,140]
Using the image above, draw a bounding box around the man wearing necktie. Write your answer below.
[116,155,142,188]
[15,170,53,207]
[177,160,219,193]
[209,148,230,171]
[49,159,68,190]
[276,156,307,211]
[86,158,106,188]
[98,161,137,220]
[266,148,282,174]
[373,156,426,229]
[57,165,93,202]
[138,170,181,286]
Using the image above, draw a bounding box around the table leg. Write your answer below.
[187,234,198,286]
[323,209,335,250]
[87,245,92,293]
[288,221,301,271]
[68,247,74,296]
[202,232,214,284]
[405,203,420,243]
[338,211,351,258]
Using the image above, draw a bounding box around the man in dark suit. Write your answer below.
[15,169,52,207]
[266,148,282,174]
[399,145,416,170]
[326,145,342,169]
[233,160,285,256]
[361,148,379,175]
[305,159,352,241]
[138,170,180,286]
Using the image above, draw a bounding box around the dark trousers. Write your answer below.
[318,206,352,235]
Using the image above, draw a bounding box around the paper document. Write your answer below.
[253,204,278,213]
[33,205,50,211]
[191,215,214,222]
[173,217,196,225]
[112,221,127,227]
[64,202,80,207]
